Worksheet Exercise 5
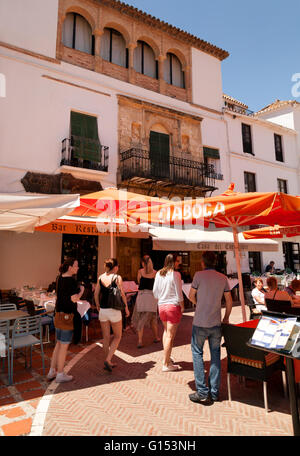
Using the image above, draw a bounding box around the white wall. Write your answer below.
[0,56,119,188]
[191,48,224,112]
[0,231,62,289]
[0,0,59,58]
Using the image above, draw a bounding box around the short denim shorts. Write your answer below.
[55,328,73,344]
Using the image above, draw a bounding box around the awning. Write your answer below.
[150,227,279,252]
[0,193,80,233]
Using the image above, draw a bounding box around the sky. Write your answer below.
[123,0,300,112]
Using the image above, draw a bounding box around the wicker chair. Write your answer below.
[222,323,287,412]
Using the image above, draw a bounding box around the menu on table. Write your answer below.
[251,315,300,353]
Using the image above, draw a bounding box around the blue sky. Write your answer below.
[123,0,300,112]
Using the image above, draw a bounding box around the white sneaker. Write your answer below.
[46,369,57,381]
[162,364,180,372]
[55,372,73,383]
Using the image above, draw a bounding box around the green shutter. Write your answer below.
[203,147,220,159]
[149,131,170,178]
[70,112,101,162]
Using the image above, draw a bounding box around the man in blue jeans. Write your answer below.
[188,251,232,405]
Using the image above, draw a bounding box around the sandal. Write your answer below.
[137,343,144,349]
[153,338,161,343]
[103,361,113,372]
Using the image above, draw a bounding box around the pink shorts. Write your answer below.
[159,304,182,325]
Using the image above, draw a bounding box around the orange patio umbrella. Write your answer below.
[127,183,300,321]
[243,225,300,239]
[36,188,164,256]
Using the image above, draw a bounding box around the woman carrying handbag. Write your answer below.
[47,258,84,383]
[94,258,129,372]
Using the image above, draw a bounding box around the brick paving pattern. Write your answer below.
[0,305,297,436]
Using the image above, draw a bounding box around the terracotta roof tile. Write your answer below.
[96,0,229,60]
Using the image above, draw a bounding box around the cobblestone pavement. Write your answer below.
[0,305,297,436]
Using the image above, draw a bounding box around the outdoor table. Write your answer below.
[0,310,28,321]
[246,310,300,436]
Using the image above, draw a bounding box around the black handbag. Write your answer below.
[107,275,125,311]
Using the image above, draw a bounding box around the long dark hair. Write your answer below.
[159,253,175,277]
[142,255,154,274]
[59,257,77,275]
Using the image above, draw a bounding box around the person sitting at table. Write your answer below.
[94,258,130,372]
[47,258,84,383]
[132,255,159,348]
[284,279,300,304]
[265,261,275,274]
[264,277,300,307]
[251,278,267,313]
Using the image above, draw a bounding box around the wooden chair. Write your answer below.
[222,323,287,412]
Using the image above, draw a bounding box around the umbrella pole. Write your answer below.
[232,226,247,322]
[110,220,114,258]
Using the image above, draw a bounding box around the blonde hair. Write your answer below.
[159,254,175,277]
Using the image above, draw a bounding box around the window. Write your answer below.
[244,172,256,192]
[101,28,128,68]
[203,147,221,178]
[70,111,101,164]
[248,252,262,274]
[277,178,288,194]
[134,41,157,79]
[164,53,185,88]
[62,13,94,55]
[274,134,284,162]
[241,123,253,155]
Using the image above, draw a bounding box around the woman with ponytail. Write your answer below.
[153,253,184,372]
[94,258,129,372]
[132,255,159,348]
[47,258,84,383]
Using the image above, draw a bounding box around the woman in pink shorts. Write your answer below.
[153,254,184,372]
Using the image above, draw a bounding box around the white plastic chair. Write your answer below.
[10,315,45,384]
[0,303,17,311]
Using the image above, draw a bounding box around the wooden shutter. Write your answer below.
[274,134,283,162]
[149,131,170,179]
[242,123,253,155]
[70,112,100,162]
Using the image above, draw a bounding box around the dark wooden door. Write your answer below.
[149,131,170,179]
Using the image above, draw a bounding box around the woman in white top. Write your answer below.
[251,278,267,312]
[153,253,184,372]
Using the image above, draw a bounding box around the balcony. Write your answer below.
[120,148,217,193]
[224,102,255,117]
[60,137,109,172]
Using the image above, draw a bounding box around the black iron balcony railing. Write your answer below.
[61,137,109,172]
[120,148,218,190]
[224,103,255,117]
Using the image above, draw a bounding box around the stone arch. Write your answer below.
[64,6,96,32]
[135,36,160,59]
[165,48,187,69]
[102,22,130,46]
[149,122,170,135]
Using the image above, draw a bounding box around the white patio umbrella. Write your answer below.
[0,193,80,233]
